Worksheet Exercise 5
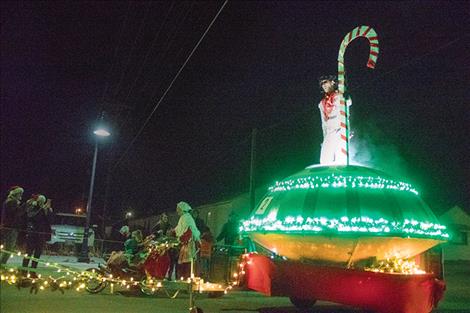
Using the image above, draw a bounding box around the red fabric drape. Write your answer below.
[144,250,170,279]
[245,254,445,313]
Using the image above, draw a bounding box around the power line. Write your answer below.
[102,2,177,166]
[256,34,469,136]
[149,34,469,192]
[105,2,176,156]
[112,11,465,208]
[119,2,176,106]
[349,34,469,93]
[113,0,229,170]
[140,2,202,113]
[99,1,133,113]
[111,1,153,99]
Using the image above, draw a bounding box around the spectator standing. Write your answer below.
[216,211,240,246]
[0,186,24,265]
[191,209,207,234]
[21,194,53,276]
[198,227,214,280]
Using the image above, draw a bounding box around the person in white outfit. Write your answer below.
[318,76,351,165]
[173,201,200,279]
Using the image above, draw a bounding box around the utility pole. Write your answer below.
[249,128,257,212]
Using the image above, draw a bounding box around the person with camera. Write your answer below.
[21,194,53,276]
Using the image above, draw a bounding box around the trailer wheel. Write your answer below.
[189,307,203,313]
[289,296,317,309]
[84,268,108,294]
[207,291,224,298]
[139,278,158,296]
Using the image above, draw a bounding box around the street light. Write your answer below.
[77,124,110,263]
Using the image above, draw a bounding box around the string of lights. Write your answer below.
[269,174,419,195]
[0,243,234,295]
[240,215,449,239]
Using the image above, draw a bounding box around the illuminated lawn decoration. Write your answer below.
[241,215,448,239]
[269,174,418,195]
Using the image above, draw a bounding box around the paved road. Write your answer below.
[1,256,469,313]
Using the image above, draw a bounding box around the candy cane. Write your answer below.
[337,26,379,165]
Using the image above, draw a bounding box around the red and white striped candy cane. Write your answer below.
[337,25,379,165]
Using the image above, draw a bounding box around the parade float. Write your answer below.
[239,26,449,313]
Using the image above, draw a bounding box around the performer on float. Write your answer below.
[173,201,200,279]
[317,75,351,165]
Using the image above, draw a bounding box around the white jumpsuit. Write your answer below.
[318,91,351,165]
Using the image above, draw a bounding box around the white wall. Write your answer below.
[440,206,470,261]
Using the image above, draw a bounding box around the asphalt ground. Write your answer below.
[1,256,469,313]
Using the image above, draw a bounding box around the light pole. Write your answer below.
[77,126,110,263]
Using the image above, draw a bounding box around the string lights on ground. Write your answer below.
[0,246,232,296]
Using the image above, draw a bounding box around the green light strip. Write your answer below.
[269,174,418,195]
[240,216,449,240]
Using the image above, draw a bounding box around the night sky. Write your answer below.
[1,1,469,224]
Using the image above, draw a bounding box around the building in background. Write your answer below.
[439,206,470,261]
[125,185,268,241]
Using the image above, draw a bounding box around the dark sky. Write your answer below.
[1,1,469,222]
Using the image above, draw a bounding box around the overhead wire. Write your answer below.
[348,33,469,93]
[254,34,470,137]
[104,2,176,165]
[98,0,133,114]
[139,2,206,112]
[135,34,469,200]
[139,1,197,114]
[120,1,176,106]
[113,0,229,170]
[101,2,195,221]
[111,6,464,211]
[111,1,153,99]
[107,1,194,170]
[151,132,253,205]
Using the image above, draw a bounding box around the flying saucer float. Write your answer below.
[241,164,449,264]
[238,26,448,313]
[241,24,448,265]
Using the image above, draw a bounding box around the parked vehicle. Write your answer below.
[47,213,95,251]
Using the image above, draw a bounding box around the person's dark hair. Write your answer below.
[318,75,338,92]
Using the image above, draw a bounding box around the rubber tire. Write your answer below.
[139,279,158,296]
[207,291,224,298]
[289,296,317,309]
[84,268,108,294]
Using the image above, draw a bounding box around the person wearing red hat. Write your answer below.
[1,186,24,265]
